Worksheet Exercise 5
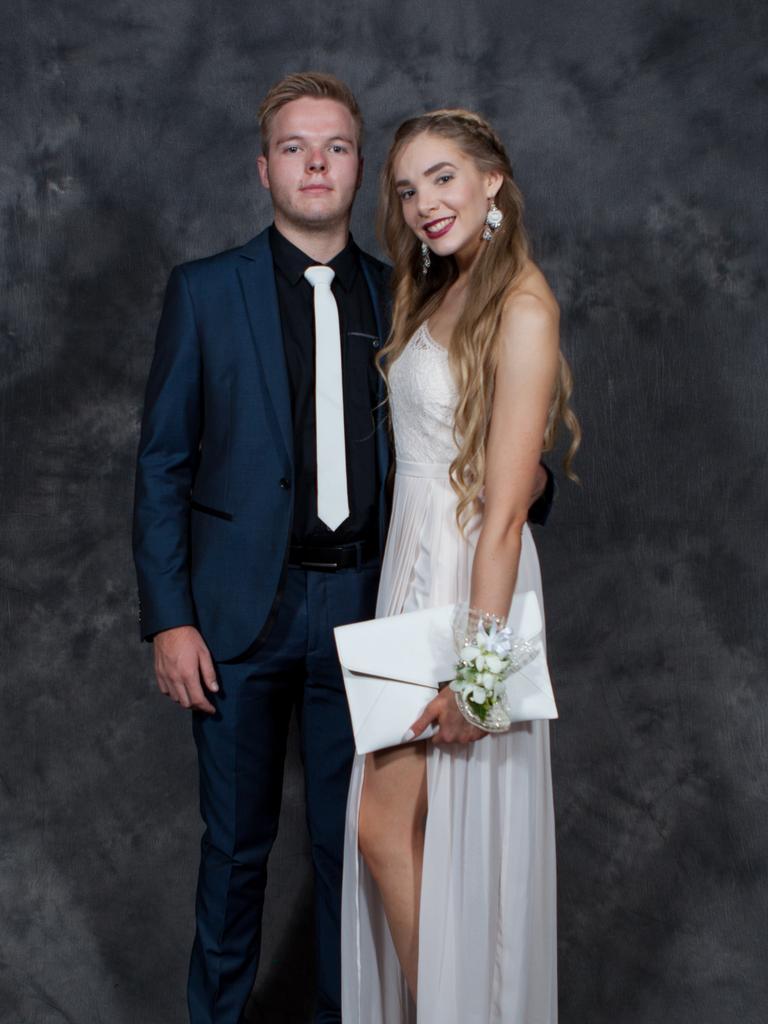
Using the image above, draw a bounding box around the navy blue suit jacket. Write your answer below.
[133,228,391,662]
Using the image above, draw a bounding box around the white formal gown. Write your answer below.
[341,322,558,1024]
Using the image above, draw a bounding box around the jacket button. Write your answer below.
[279,478,290,490]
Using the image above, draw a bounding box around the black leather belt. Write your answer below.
[288,538,377,572]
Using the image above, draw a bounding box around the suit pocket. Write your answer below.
[189,499,233,522]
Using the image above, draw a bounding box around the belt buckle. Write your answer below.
[291,539,370,572]
[301,559,339,571]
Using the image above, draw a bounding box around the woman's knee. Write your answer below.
[358,799,421,872]
[358,794,391,865]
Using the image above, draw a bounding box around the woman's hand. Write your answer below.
[407,687,488,746]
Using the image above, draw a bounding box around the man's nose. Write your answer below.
[306,149,327,173]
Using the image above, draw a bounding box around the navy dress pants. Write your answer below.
[187,561,379,1024]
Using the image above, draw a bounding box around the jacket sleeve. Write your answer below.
[132,266,202,641]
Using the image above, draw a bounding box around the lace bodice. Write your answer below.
[388,322,458,464]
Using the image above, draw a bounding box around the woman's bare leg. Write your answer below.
[358,742,428,999]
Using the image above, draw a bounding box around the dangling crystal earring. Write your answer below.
[420,241,431,276]
[482,199,504,241]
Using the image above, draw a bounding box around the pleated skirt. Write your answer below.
[341,462,558,1024]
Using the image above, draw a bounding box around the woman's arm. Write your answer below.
[469,291,560,620]
[408,289,560,746]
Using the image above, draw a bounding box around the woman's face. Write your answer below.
[394,133,502,265]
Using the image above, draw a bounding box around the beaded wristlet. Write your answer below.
[450,604,538,732]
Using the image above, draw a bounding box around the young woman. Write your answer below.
[341,109,579,1023]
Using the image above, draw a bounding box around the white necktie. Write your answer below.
[304,265,349,531]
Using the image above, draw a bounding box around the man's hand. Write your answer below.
[407,687,487,747]
[153,626,219,714]
[530,463,548,507]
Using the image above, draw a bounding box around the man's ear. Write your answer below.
[356,155,365,191]
[257,154,270,190]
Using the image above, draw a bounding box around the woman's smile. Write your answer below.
[423,215,456,238]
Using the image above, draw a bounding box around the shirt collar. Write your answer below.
[269,224,360,292]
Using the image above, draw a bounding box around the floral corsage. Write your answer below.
[450,605,539,732]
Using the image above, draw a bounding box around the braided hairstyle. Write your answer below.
[377,108,580,530]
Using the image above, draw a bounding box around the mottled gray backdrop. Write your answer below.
[1,1,766,1021]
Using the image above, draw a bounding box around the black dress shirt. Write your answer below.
[269,225,381,546]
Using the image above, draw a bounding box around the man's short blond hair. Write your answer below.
[257,72,364,155]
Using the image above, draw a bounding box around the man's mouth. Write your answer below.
[423,216,456,239]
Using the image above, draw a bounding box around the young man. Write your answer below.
[133,72,551,1023]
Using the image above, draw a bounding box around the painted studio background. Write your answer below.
[1,1,766,1022]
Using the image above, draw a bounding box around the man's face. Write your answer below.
[258,97,363,232]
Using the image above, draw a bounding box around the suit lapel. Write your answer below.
[236,230,293,463]
[360,254,391,413]
[359,256,388,364]
[360,254,393,551]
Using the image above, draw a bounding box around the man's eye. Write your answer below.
[284,145,300,153]
[330,144,348,154]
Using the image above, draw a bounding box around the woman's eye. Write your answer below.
[437,174,454,184]
[399,189,415,201]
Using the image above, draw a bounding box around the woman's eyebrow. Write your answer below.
[395,161,457,187]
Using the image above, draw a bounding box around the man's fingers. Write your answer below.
[190,695,216,714]
[158,674,216,712]
[165,674,216,714]
[169,679,192,708]
[185,676,217,714]
[154,654,170,695]
[531,463,547,504]
[153,632,218,713]
[198,647,219,693]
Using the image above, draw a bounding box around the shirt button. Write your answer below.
[279,478,291,490]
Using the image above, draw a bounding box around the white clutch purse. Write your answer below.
[334,592,557,755]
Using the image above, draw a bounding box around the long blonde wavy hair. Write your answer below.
[378,109,580,529]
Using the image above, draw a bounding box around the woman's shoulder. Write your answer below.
[498,262,560,354]
[502,261,559,325]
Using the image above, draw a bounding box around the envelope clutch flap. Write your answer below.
[334,604,456,688]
